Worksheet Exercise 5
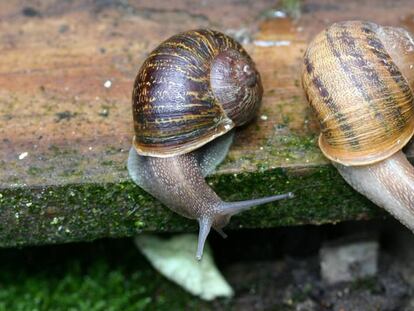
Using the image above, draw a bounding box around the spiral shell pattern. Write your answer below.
[302,21,414,166]
[132,29,262,157]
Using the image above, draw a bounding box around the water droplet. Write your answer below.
[254,40,291,47]
[104,80,112,88]
[18,152,28,160]
[272,10,286,18]
[260,115,268,121]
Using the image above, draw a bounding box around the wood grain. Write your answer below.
[0,0,413,246]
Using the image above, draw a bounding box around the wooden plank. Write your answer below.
[1,0,413,247]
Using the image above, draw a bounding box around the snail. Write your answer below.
[127,29,294,260]
[302,21,414,231]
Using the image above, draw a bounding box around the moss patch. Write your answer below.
[0,165,385,248]
[0,240,210,311]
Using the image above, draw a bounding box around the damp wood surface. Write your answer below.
[1,0,414,247]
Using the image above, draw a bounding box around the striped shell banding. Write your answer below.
[302,21,414,166]
[132,29,263,158]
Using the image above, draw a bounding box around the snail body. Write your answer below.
[302,21,414,230]
[128,29,293,260]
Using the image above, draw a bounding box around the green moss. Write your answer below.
[48,144,78,156]
[28,165,55,176]
[280,0,302,19]
[211,166,383,228]
[28,166,43,176]
[0,240,210,311]
[256,1,303,20]
[0,165,384,248]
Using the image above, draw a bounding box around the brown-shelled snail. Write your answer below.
[128,29,294,260]
[302,21,414,231]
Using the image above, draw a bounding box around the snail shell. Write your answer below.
[302,21,414,166]
[132,29,263,157]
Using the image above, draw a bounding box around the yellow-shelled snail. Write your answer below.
[302,21,414,231]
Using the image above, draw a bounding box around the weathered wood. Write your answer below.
[1,0,413,247]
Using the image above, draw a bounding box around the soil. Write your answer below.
[220,254,408,311]
[207,220,414,311]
